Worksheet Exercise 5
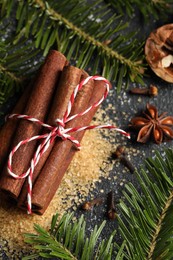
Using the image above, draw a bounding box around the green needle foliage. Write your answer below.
[0,19,41,105]
[23,148,173,259]
[119,148,173,259]
[23,213,118,260]
[0,0,172,104]
[0,1,173,259]
[0,0,145,97]
[105,0,172,19]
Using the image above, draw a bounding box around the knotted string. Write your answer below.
[7,75,130,214]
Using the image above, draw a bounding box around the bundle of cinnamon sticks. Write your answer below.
[0,50,108,215]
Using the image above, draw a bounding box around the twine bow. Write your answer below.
[7,75,130,214]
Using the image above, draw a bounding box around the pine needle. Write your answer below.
[23,149,173,259]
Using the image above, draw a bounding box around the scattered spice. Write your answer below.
[0,50,68,199]
[82,197,104,211]
[0,81,136,258]
[145,24,173,83]
[107,191,117,220]
[120,156,136,174]
[19,67,97,215]
[112,145,126,159]
[112,145,135,174]
[0,84,32,174]
[0,109,114,258]
[130,103,173,144]
[129,85,158,97]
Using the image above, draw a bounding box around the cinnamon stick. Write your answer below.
[0,50,67,198]
[30,79,105,214]
[0,85,31,173]
[17,65,87,208]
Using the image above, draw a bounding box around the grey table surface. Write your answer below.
[1,4,173,259]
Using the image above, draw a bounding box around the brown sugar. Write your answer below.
[0,108,115,258]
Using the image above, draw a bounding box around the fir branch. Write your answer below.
[0,39,22,104]
[118,148,173,259]
[0,20,42,105]
[24,149,173,259]
[0,0,145,92]
[23,213,120,260]
[0,63,22,83]
[148,190,173,259]
[33,0,137,68]
[105,0,172,19]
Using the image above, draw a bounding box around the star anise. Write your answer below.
[130,103,173,144]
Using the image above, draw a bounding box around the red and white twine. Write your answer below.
[7,75,130,214]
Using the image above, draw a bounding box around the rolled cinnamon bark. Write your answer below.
[17,65,87,208]
[31,79,105,214]
[0,85,31,174]
[0,50,67,198]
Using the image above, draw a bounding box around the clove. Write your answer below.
[129,85,158,97]
[81,197,103,211]
[107,191,117,220]
[120,156,135,174]
[113,145,135,174]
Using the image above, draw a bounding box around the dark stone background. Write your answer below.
[1,3,173,259]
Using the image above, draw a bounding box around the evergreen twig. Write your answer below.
[0,0,146,94]
[23,149,173,259]
[0,20,41,105]
[105,0,172,19]
[23,213,119,260]
[119,148,173,259]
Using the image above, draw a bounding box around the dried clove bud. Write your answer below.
[129,85,158,97]
[145,24,173,83]
[107,191,117,220]
[112,145,135,174]
[112,145,126,159]
[81,197,103,211]
[120,156,136,174]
